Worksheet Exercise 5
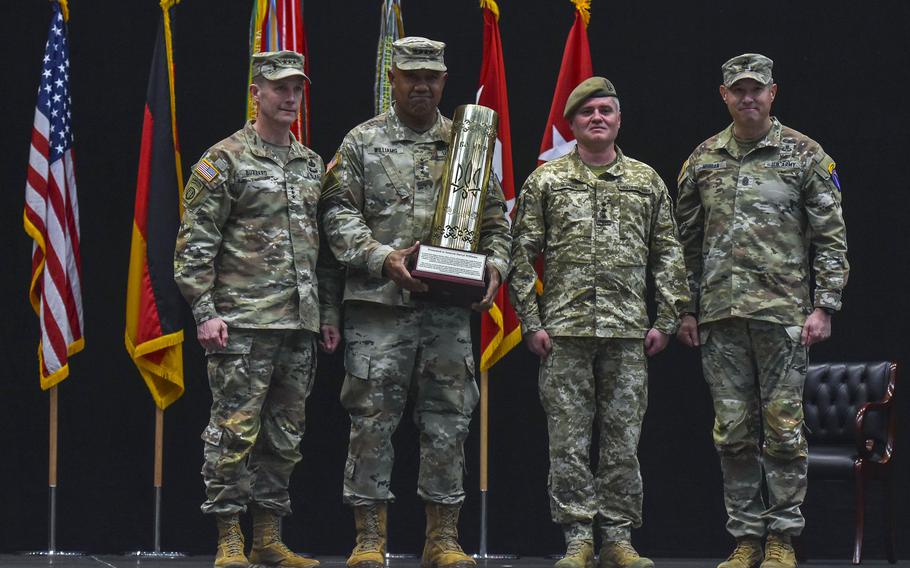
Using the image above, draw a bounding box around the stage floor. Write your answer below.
[0,556,903,568]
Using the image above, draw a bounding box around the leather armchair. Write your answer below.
[803,361,897,564]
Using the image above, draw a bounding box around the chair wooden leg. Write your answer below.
[884,474,896,564]
[853,463,865,565]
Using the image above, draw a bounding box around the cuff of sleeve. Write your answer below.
[485,258,507,282]
[814,289,842,312]
[653,317,679,336]
[192,302,217,326]
[367,245,395,278]
[320,305,342,328]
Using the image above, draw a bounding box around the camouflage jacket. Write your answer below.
[509,148,689,338]
[676,118,849,326]
[174,121,326,332]
[319,107,511,308]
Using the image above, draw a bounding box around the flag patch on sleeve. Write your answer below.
[194,158,220,183]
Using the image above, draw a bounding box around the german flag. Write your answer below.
[125,0,184,410]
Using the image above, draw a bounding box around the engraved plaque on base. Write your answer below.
[410,104,499,306]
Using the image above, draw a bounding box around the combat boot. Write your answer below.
[249,507,319,568]
[554,539,594,568]
[421,503,476,568]
[214,513,249,568]
[346,504,387,568]
[598,541,654,568]
[760,534,797,568]
[718,537,763,568]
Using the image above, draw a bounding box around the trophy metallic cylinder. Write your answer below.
[431,104,499,251]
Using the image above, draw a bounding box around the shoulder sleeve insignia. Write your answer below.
[326,151,341,173]
[193,158,221,183]
[827,161,841,191]
[676,159,689,187]
[183,176,207,209]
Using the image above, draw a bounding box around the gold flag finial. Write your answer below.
[479,0,500,20]
[571,0,590,27]
[56,0,70,22]
[160,0,182,11]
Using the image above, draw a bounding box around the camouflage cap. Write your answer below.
[563,76,618,119]
[392,36,447,72]
[252,50,310,82]
[722,53,773,87]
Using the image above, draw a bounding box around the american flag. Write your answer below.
[23,3,84,390]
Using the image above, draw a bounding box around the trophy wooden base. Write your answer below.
[410,244,487,307]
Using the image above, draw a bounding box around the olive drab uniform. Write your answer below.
[320,107,511,506]
[509,148,689,543]
[175,121,326,516]
[676,118,849,538]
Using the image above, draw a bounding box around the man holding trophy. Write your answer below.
[319,36,510,568]
[509,77,689,568]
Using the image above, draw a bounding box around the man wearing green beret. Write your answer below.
[175,50,336,568]
[509,77,689,568]
[675,53,849,568]
[319,36,510,568]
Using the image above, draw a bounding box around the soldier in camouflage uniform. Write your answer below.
[174,51,336,568]
[318,37,511,568]
[675,54,849,568]
[509,77,689,568]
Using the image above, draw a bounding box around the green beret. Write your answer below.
[563,76,618,119]
[252,50,310,82]
[722,53,773,87]
[392,36,447,72]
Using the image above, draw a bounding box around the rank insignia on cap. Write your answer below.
[827,161,841,191]
[194,158,220,183]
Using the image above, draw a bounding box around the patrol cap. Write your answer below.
[392,36,447,72]
[252,50,310,82]
[563,76,618,119]
[722,53,773,87]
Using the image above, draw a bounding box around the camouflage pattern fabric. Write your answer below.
[539,336,648,543]
[200,328,317,515]
[340,300,477,505]
[175,121,326,332]
[509,148,689,338]
[676,118,849,325]
[319,107,511,307]
[699,318,808,537]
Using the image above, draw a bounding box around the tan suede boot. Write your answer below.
[421,503,476,568]
[215,514,249,568]
[760,534,797,568]
[346,504,387,568]
[249,507,319,568]
[718,537,763,568]
[554,539,594,568]
[598,541,654,568]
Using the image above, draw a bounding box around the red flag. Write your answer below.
[533,1,593,292]
[537,2,593,165]
[23,1,84,390]
[477,0,521,371]
[125,1,185,409]
[248,0,311,145]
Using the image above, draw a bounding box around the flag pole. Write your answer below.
[25,386,84,557]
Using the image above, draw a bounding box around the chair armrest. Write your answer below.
[854,362,897,464]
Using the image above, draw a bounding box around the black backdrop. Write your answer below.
[2,0,908,559]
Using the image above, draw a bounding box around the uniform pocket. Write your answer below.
[616,184,651,266]
[344,345,372,381]
[547,185,593,263]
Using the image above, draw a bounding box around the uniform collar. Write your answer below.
[568,145,626,184]
[386,104,448,143]
[243,120,308,161]
[712,117,783,153]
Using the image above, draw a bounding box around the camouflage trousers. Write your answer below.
[700,317,809,538]
[539,336,648,543]
[200,328,317,516]
[341,301,478,506]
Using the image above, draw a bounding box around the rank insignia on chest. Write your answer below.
[194,158,220,183]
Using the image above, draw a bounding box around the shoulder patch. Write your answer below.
[326,151,340,173]
[183,176,207,208]
[827,161,841,191]
[676,159,689,187]
[193,158,221,183]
